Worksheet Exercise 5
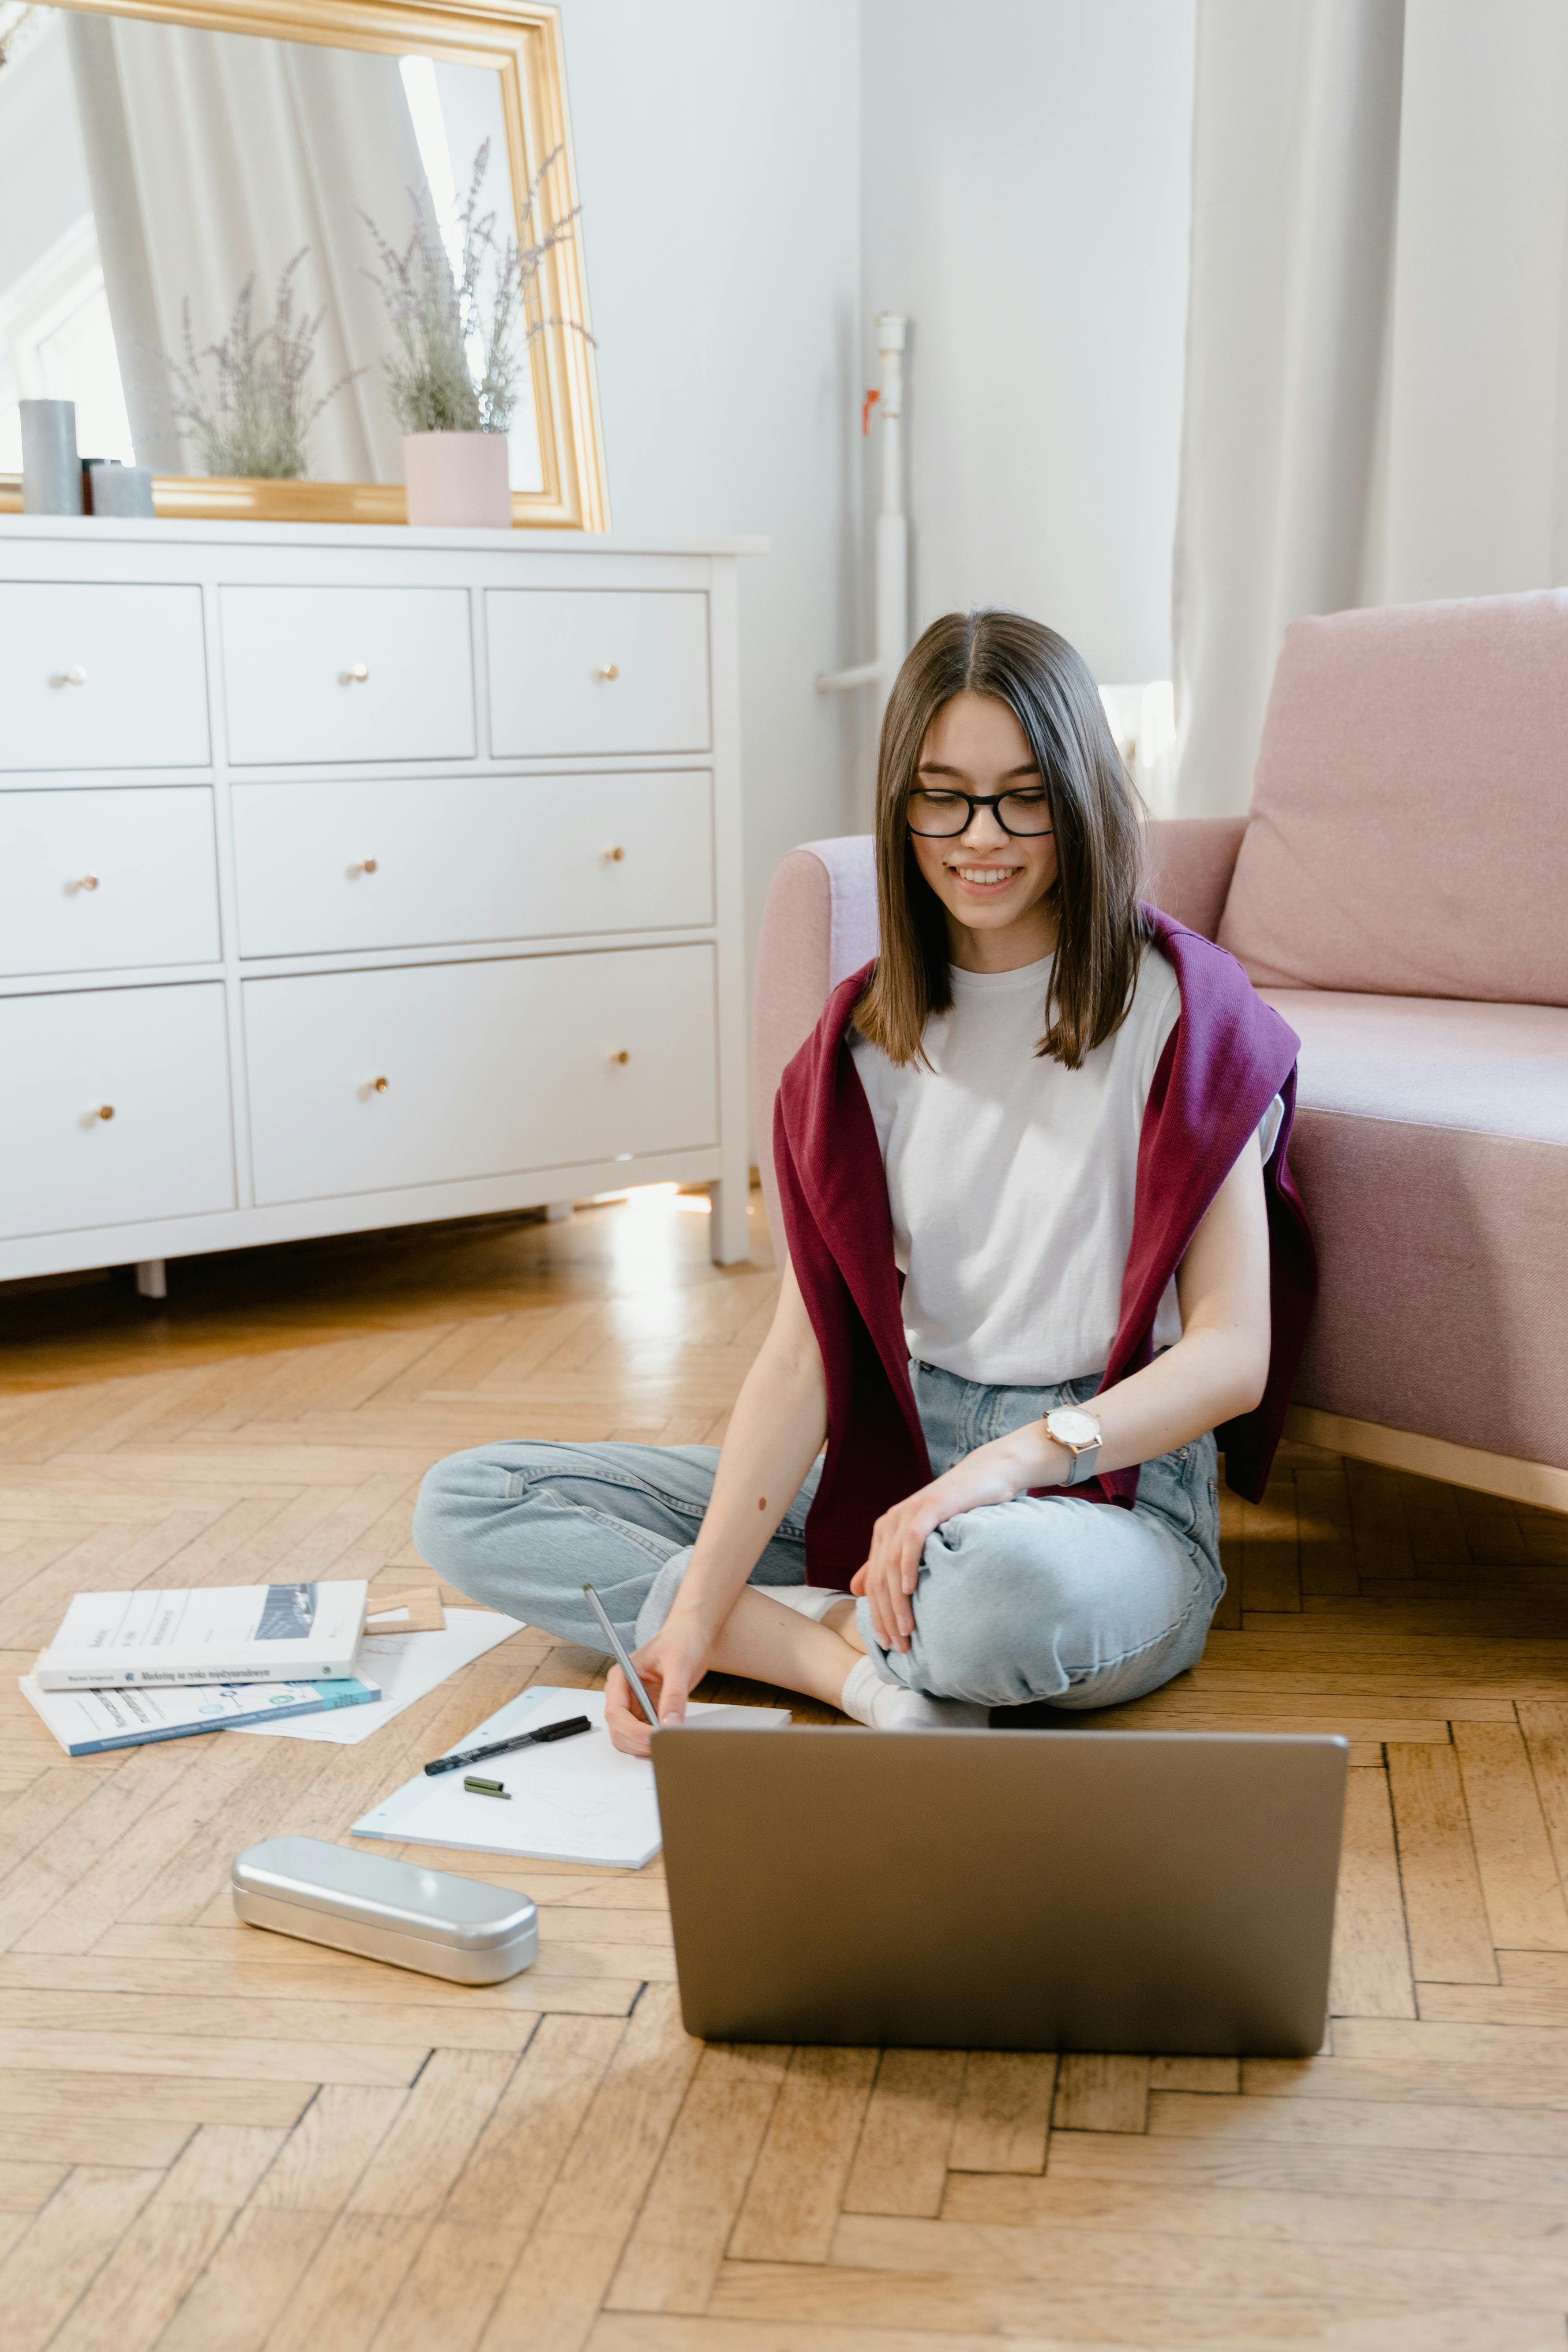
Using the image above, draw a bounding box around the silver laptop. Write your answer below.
[653,1726,1347,2055]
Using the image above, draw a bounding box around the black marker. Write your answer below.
[424,1714,592,1776]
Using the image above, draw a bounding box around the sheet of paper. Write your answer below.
[231,1608,524,1744]
[351,1685,790,1868]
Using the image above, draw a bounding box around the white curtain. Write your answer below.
[65,14,430,482]
[1172,0,1568,816]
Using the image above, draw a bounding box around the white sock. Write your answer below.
[839,1653,989,1731]
[756,1583,847,1624]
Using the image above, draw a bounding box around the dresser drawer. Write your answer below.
[0,983,235,1238]
[0,583,210,772]
[487,591,709,757]
[0,788,221,977]
[232,771,714,957]
[221,586,476,765]
[243,944,717,1205]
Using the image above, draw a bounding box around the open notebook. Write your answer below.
[352,1684,789,1869]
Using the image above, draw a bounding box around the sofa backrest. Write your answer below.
[750,825,1248,1258]
[1217,590,1568,1005]
[751,839,878,1256]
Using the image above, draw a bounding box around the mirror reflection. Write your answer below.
[0,2,544,490]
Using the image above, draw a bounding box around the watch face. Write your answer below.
[1050,1408,1099,1447]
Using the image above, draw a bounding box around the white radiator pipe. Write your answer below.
[817,312,909,709]
[816,660,885,694]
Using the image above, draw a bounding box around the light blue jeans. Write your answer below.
[412,1361,1223,1712]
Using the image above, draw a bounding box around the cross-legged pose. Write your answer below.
[414,610,1314,1754]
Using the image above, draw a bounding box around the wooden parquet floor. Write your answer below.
[4,1187,1568,2352]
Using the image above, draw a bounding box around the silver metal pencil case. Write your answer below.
[232,1835,537,1984]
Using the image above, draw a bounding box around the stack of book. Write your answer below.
[21,1581,380,1755]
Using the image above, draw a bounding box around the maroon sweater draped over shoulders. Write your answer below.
[772,907,1317,1589]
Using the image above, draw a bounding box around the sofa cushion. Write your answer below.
[1219,592,1568,1004]
[1270,990,1568,1468]
[1277,991,1568,1141]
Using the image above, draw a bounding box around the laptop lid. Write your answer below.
[654,1726,1347,2056]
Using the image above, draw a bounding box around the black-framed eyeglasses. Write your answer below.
[906,786,1054,839]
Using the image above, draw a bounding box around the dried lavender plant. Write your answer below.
[361,139,588,437]
[161,253,360,479]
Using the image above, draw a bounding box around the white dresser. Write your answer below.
[0,517,759,1282]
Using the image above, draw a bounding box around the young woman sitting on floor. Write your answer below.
[413,609,1314,1753]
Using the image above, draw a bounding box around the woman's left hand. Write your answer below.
[850,1436,1050,1652]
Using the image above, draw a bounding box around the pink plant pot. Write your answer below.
[403,431,513,529]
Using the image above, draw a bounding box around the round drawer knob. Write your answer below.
[53,665,88,687]
[73,873,99,893]
[349,858,379,877]
[607,845,625,863]
[595,662,619,681]
[341,663,370,685]
[372,1076,389,1094]
[96,1104,114,1121]
[610,1049,630,1066]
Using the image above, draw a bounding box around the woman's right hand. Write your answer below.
[603,1613,713,1758]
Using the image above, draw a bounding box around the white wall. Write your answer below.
[555,0,1197,986]
[859,0,1196,688]
[553,0,865,976]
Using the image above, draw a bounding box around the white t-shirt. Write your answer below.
[848,945,1280,1389]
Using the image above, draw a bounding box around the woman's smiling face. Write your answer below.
[907,690,1060,971]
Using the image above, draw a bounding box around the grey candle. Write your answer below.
[20,400,82,515]
[85,461,157,519]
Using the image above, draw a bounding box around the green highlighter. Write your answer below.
[463,1775,511,1800]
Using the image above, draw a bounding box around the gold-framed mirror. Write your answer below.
[0,0,608,526]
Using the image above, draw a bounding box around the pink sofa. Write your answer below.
[753,591,1568,1514]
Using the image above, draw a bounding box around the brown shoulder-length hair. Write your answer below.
[853,609,1148,1069]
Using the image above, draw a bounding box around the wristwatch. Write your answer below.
[1045,1406,1103,1487]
